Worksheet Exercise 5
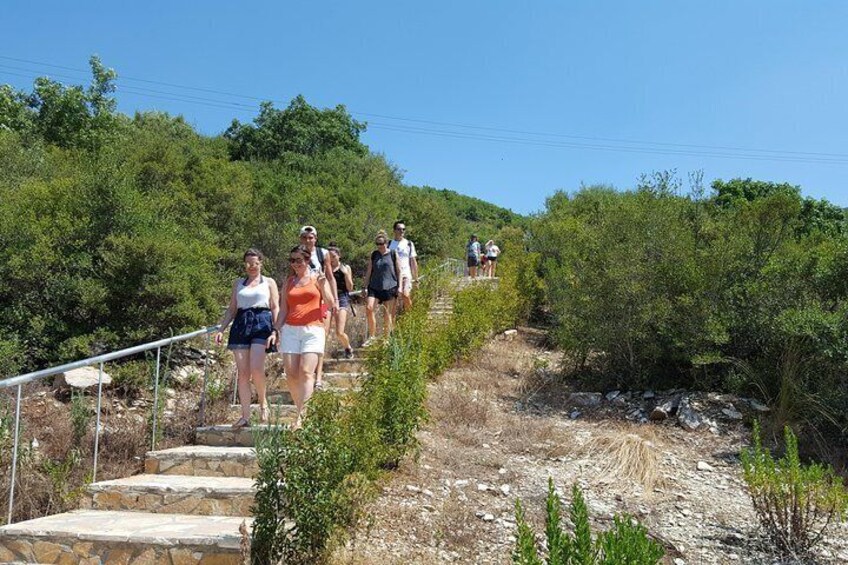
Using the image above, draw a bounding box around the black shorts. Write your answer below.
[228,308,273,350]
[467,256,480,267]
[487,256,498,262]
[368,286,398,304]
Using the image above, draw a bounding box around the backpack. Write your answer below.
[467,241,479,258]
[309,246,326,273]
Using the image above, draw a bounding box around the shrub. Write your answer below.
[252,263,524,563]
[512,478,664,564]
[741,421,848,556]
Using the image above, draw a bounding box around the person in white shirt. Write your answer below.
[388,220,418,311]
[485,240,501,277]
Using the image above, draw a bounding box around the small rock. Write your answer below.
[605,390,621,401]
[477,483,489,492]
[697,461,714,472]
[55,366,112,390]
[500,485,511,496]
[498,468,507,475]
[749,399,770,412]
[165,388,176,399]
[454,479,469,487]
[482,513,495,522]
[721,407,743,420]
[569,410,582,420]
[503,329,518,338]
[677,396,702,431]
[422,489,434,497]
[642,390,655,400]
[568,392,602,407]
[674,559,686,565]
[406,485,421,493]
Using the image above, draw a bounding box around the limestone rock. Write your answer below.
[677,396,702,431]
[568,392,601,407]
[56,366,112,390]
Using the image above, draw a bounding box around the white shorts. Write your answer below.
[399,274,413,296]
[280,324,325,354]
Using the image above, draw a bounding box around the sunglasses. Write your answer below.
[375,240,386,246]
[395,227,406,231]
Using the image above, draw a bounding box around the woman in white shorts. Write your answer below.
[276,245,334,428]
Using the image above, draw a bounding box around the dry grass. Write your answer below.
[577,424,666,492]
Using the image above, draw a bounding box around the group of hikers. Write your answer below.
[213,221,419,430]
[466,234,500,278]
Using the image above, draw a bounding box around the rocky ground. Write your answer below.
[331,329,848,565]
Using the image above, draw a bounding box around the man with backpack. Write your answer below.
[299,225,338,390]
[467,234,482,278]
[388,220,418,312]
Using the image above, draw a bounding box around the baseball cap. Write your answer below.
[299,225,317,238]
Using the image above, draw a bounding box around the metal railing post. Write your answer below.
[199,332,210,427]
[92,362,104,482]
[7,384,22,525]
[151,347,161,450]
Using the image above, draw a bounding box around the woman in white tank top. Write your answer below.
[215,249,280,428]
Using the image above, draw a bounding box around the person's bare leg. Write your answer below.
[249,344,268,422]
[335,309,351,350]
[366,296,378,339]
[315,314,331,388]
[233,350,252,423]
[383,298,396,335]
[296,353,319,428]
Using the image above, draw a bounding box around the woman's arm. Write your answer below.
[343,264,354,292]
[215,280,239,344]
[363,255,373,293]
[275,278,289,332]
[267,277,280,344]
[323,252,339,304]
[317,273,335,306]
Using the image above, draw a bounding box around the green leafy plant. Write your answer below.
[69,390,91,444]
[741,421,848,556]
[511,478,664,565]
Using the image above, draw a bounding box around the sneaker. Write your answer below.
[344,347,354,359]
[361,337,375,348]
[314,381,325,392]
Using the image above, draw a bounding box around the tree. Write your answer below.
[225,95,367,160]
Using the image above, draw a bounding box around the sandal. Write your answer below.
[314,381,325,392]
[260,405,270,424]
[231,417,250,429]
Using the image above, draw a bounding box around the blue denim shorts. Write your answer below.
[338,293,351,309]
[227,308,273,350]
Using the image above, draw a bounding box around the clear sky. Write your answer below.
[2,1,847,214]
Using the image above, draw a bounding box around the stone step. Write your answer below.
[321,358,367,373]
[265,372,365,391]
[227,402,298,419]
[145,445,257,478]
[248,386,359,406]
[196,423,291,447]
[81,474,254,517]
[0,509,246,563]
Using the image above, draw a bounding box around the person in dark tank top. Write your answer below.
[362,230,400,345]
[328,245,355,358]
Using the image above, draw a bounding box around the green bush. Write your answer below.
[512,478,664,565]
[252,263,524,564]
[741,421,848,556]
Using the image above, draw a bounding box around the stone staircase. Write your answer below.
[0,287,467,564]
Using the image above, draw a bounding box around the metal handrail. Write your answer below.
[2,324,219,525]
[2,257,466,525]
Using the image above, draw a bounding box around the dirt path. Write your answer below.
[331,329,848,564]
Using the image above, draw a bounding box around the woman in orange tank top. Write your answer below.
[275,245,334,429]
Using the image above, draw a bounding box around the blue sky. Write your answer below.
[2,1,847,214]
